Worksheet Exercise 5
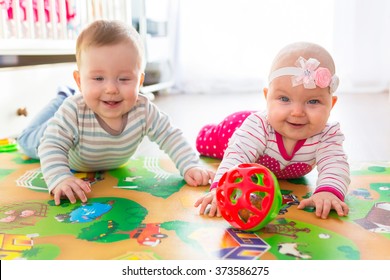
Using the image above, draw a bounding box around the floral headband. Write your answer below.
[268,57,339,94]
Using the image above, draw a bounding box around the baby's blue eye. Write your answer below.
[280,96,289,102]
[308,99,319,104]
[94,77,104,81]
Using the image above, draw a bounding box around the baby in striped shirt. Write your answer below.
[18,20,214,205]
[194,42,350,219]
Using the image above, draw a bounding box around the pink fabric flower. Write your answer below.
[291,57,319,89]
[314,67,332,88]
[268,56,340,93]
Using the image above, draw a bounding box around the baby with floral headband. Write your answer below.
[194,41,350,219]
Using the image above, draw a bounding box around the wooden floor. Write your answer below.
[138,91,390,164]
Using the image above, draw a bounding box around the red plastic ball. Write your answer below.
[216,163,282,231]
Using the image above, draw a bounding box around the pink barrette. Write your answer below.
[268,57,339,93]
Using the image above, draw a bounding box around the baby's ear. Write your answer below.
[73,70,81,90]
[331,95,338,108]
[139,72,145,87]
[263,87,268,99]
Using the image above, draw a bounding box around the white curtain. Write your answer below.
[333,0,390,93]
[173,0,390,94]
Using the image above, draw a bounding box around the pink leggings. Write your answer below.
[196,110,254,159]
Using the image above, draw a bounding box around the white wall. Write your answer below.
[333,0,390,93]
[175,0,335,94]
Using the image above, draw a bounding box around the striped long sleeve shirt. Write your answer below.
[38,94,201,193]
[210,111,350,200]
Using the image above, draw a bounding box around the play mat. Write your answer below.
[0,150,389,260]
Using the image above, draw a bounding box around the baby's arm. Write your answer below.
[37,97,86,203]
[305,123,350,219]
[184,166,215,186]
[194,112,268,217]
[51,177,91,205]
[297,191,349,219]
[193,188,221,217]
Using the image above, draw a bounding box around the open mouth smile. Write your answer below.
[287,121,306,128]
[102,100,122,107]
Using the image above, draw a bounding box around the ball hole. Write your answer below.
[250,192,265,211]
[250,173,264,186]
[238,209,253,223]
[229,188,242,205]
[227,170,243,184]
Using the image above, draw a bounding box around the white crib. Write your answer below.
[0,0,133,55]
[0,0,177,139]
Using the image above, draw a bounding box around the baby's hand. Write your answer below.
[194,189,221,217]
[297,191,349,219]
[51,177,91,206]
[184,167,215,187]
